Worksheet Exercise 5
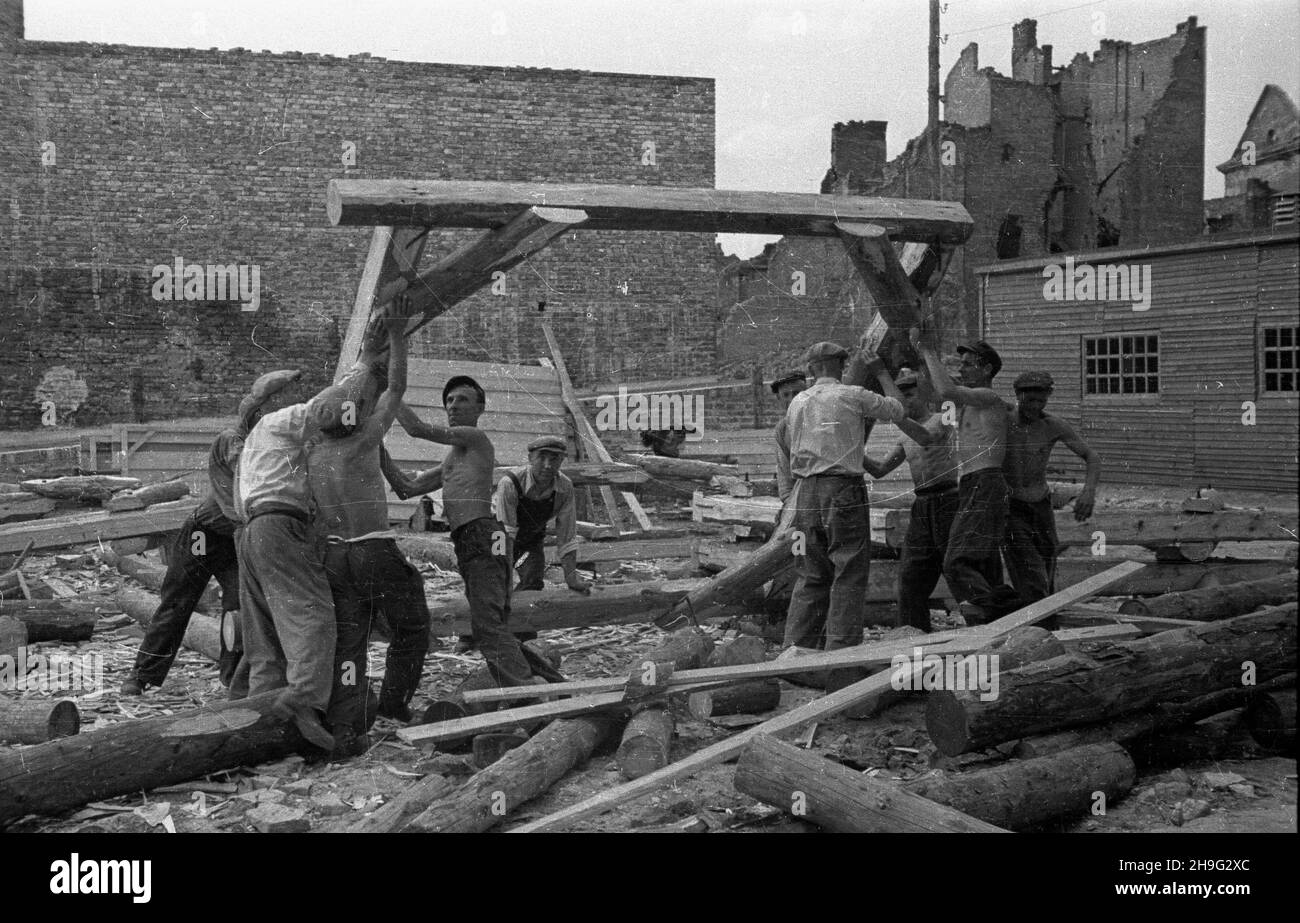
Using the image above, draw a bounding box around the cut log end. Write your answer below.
[924,691,971,758]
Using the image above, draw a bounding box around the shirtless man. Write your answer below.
[914,330,1011,625]
[382,378,542,688]
[864,367,961,632]
[307,295,430,751]
[1002,370,1101,605]
[235,329,390,750]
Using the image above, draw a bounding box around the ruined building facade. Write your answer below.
[1206,85,1300,235]
[721,17,1207,367]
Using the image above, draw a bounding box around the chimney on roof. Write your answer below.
[820,121,887,196]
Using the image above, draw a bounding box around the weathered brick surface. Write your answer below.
[1,36,721,427]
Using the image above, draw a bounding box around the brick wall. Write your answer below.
[1,36,720,428]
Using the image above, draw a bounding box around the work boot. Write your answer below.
[453,635,476,654]
[272,690,336,751]
[959,602,994,627]
[120,675,146,697]
[376,697,413,724]
[330,728,371,761]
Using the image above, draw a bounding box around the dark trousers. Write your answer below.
[131,512,239,687]
[452,518,533,687]
[783,475,871,655]
[323,538,432,734]
[238,513,336,712]
[513,536,547,591]
[943,468,1009,610]
[898,488,960,632]
[1004,496,1058,606]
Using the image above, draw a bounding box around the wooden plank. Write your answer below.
[0,499,194,555]
[404,207,589,341]
[465,633,981,706]
[396,682,725,746]
[460,623,1135,707]
[334,226,430,381]
[326,180,976,244]
[541,322,652,532]
[1058,509,1298,547]
[508,560,1146,832]
[547,538,689,566]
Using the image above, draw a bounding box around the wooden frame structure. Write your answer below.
[327,179,974,527]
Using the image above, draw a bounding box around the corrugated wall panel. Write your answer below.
[982,236,1298,492]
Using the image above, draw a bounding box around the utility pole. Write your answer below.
[929,0,941,199]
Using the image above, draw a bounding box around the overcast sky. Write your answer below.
[26,0,1300,256]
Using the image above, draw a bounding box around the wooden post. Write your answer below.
[734,734,1006,833]
[1118,573,1297,620]
[541,321,651,531]
[334,226,429,381]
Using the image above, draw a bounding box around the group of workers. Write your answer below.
[121,295,589,757]
[119,301,1102,751]
[769,328,1100,691]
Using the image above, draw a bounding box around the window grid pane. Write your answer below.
[1262,326,1300,393]
[1084,334,1159,396]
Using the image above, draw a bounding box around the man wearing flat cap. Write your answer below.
[121,367,302,697]
[778,341,907,687]
[1002,369,1102,606]
[382,372,559,691]
[493,435,592,596]
[234,304,407,750]
[913,330,1012,624]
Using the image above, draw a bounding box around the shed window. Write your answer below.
[1084,334,1159,395]
[1262,325,1298,393]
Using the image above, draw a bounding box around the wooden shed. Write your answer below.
[976,230,1299,492]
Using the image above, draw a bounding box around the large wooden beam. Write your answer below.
[838,223,925,367]
[735,734,1007,833]
[925,603,1298,756]
[326,180,976,244]
[0,498,193,555]
[508,560,1144,832]
[0,692,304,827]
[1117,573,1298,620]
[334,226,429,380]
[403,207,589,340]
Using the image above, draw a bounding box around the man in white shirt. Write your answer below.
[778,341,907,691]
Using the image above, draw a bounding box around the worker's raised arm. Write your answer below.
[360,295,417,449]
[380,446,442,499]
[396,402,488,449]
[914,337,1003,408]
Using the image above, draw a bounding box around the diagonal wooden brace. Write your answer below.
[402,206,588,339]
[838,222,935,371]
[334,226,430,381]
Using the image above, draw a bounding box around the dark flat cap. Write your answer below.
[956,340,1003,376]
[768,371,807,394]
[895,367,920,388]
[1013,370,1055,391]
[803,341,849,364]
[527,435,568,453]
[237,369,301,420]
